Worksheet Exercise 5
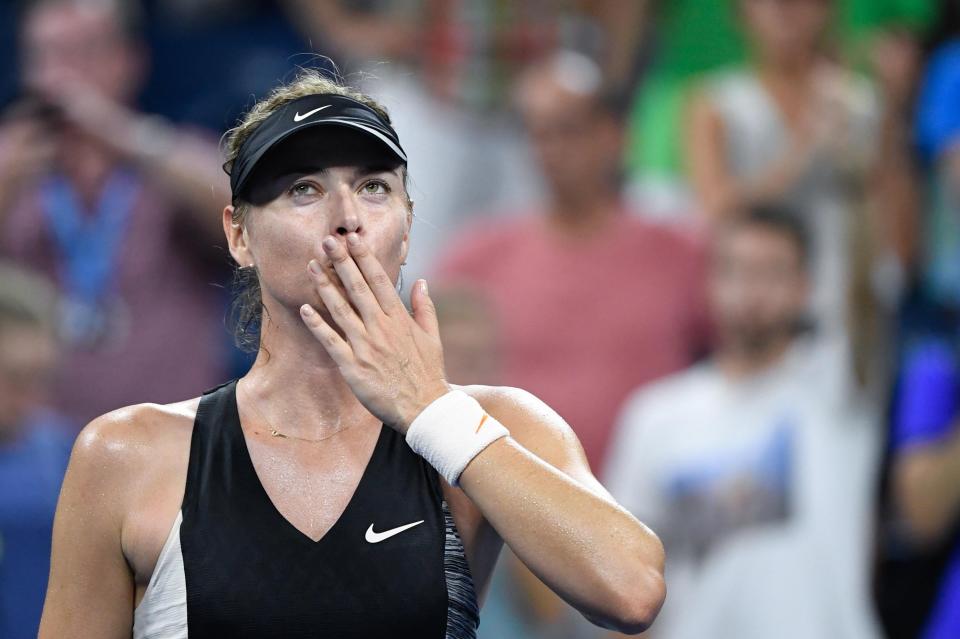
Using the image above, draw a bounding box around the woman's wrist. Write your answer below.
[397,380,451,433]
[405,389,509,486]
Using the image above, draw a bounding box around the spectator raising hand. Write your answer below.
[685,0,917,388]
[0,0,230,425]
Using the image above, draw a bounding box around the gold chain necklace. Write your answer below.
[241,384,352,443]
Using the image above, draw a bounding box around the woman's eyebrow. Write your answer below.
[353,165,401,178]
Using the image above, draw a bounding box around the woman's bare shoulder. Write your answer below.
[70,397,200,485]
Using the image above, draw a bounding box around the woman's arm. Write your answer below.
[894,424,960,544]
[39,413,138,638]
[867,30,921,268]
[0,108,57,233]
[865,94,919,269]
[460,385,666,634]
[299,234,666,634]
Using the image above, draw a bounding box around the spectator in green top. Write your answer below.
[625,0,933,218]
[681,0,920,391]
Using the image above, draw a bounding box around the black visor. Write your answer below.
[227,93,407,201]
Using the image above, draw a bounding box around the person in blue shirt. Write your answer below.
[889,338,960,639]
[0,263,73,639]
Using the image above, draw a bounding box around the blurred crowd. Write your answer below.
[1,0,960,638]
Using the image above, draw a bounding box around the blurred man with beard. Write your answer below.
[604,204,882,639]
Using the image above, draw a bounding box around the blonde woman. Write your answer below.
[38,71,666,638]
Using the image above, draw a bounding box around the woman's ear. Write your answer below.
[223,205,254,266]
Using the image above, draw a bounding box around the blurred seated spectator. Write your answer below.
[0,0,231,424]
[0,262,73,639]
[435,50,711,474]
[604,205,881,639]
[882,339,960,638]
[684,0,918,385]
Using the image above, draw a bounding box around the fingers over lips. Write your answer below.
[320,235,385,322]
[307,258,366,340]
[344,232,404,315]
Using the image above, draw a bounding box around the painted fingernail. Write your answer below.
[308,259,322,275]
[300,304,315,316]
[420,279,429,295]
[322,236,337,251]
[347,232,360,246]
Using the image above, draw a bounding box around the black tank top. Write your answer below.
[178,380,480,638]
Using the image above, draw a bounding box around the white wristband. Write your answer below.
[405,390,509,486]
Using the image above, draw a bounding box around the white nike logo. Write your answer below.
[365,519,424,543]
[293,105,332,122]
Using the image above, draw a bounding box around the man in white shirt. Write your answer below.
[604,204,881,639]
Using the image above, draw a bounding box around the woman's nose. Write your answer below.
[330,186,362,236]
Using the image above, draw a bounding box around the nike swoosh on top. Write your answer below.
[365,519,425,543]
[293,105,332,122]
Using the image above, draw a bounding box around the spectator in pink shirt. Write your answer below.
[435,51,711,473]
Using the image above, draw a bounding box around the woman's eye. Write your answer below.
[362,180,389,195]
[291,182,318,196]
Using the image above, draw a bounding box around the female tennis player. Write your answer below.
[38,71,666,638]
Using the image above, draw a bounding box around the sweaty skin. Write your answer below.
[39,166,666,638]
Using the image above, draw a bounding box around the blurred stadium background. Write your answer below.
[3,0,960,637]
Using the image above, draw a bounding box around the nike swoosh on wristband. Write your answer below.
[365,519,425,543]
[475,413,489,433]
[293,105,332,122]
